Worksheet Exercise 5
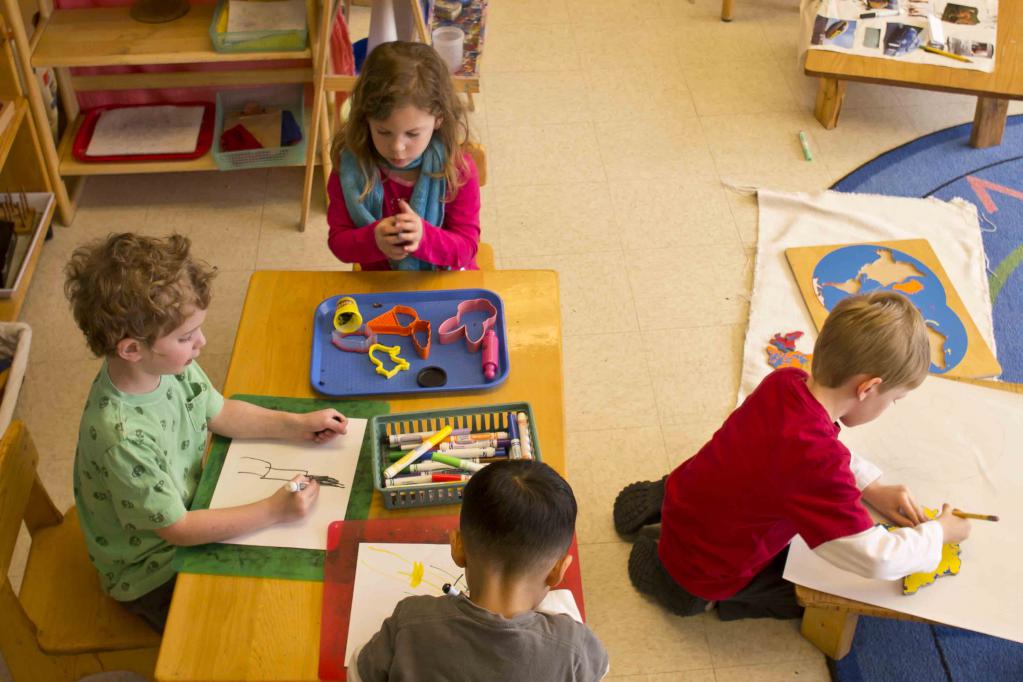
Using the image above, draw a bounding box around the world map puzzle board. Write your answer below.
[785,239,1001,379]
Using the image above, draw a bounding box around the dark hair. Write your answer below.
[64,233,216,357]
[460,461,577,576]
[330,41,470,201]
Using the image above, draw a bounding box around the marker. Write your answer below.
[395,433,508,450]
[517,412,533,460]
[431,452,482,470]
[508,411,522,460]
[952,510,999,522]
[384,473,471,487]
[286,480,308,492]
[859,8,898,18]
[387,447,506,462]
[921,44,972,63]
[798,131,813,161]
[442,583,461,597]
[384,425,453,478]
[388,427,470,446]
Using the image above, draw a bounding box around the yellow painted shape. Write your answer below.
[409,561,424,588]
[368,343,410,379]
[885,507,962,595]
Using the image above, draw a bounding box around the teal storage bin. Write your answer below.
[370,402,542,509]
[213,84,307,170]
[209,0,308,53]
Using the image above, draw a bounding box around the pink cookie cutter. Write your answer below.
[331,324,377,353]
[437,299,498,353]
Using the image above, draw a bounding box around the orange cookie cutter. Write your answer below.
[366,305,431,359]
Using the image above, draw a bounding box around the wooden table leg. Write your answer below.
[721,0,734,22]
[814,78,846,130]
[801,606,859,660]
[970,96,1010,148]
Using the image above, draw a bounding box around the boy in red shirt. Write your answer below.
[614,291,973,620]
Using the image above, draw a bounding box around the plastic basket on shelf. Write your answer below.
[370,402,542,509]
[208,0,308,53]
[212,84,307,170]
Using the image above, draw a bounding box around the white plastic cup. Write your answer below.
[432,26,465,74]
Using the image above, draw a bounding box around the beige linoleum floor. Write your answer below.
[5,1,1021,680]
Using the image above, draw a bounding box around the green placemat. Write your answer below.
[173,395,389,581]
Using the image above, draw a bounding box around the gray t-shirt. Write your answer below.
[354,593,608,681]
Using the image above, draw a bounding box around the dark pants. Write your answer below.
[656,546,803,621]
[121,576,177,634]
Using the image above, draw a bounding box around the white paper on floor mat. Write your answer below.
[207,418,367,550]
[783,377,1023,644]
[741,189,995,401]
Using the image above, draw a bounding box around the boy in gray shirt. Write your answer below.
[350,461,609,681]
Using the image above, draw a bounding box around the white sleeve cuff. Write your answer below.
[848,450,883,491]
[813,521,944,580]
[346,644,364,682]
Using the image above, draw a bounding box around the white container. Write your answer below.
[432,26,465,74]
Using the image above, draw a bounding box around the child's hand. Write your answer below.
[936,503,971,544]
[270,475,319,522]
[394,199,423,254]
[862,481,926,527]
[292,409,348,443]
[374,218,410,261]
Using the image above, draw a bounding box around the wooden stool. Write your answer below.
[0,421,160,681]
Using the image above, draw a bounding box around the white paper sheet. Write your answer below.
[206,418,367,550]
[783,377,1023,643]
[227,0,306,33]
[86,105,205,156]
[344,542,583,665]
[801,0,998,73]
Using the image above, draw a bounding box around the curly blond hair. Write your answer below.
[64,233,216,357]
[331,41,471,201]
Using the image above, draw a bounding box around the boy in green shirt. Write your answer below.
[65,233,349,632]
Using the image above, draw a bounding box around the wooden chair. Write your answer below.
[352,142,495,271]
[0,421,160,681]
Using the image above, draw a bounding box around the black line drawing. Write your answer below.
[237,456,345,488]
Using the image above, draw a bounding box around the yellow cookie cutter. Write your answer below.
[368,343,411,379]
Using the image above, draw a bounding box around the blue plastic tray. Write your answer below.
[310,289,510,397]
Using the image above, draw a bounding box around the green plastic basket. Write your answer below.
[208,0,308,53]
[212,84,307,170]
[370,402,542,509]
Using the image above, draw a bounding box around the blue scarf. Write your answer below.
[338,138,447,271]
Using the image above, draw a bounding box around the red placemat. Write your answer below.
[318,517,587,681]
[72,102,215,163]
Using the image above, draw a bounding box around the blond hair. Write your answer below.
[812,291,930,391]
[330,41,470,201]
[64,233,216,357]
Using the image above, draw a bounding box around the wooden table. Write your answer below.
[796,378,1023,659]
[804,2,1023,147]
[155,269,563,681]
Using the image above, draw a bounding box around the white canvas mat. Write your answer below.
[86,105,205,157]
[207,418,367,550]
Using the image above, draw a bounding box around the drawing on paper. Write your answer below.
[237,456,345,488]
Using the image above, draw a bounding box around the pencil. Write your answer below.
[952,510,999,522]
[921,45,972,63]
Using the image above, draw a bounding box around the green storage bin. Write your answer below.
[370,402,542,509]
[209,0,308,53]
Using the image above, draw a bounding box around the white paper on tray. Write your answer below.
[783,376,1023,644]
[344,542,583,665]
[85,105,205,157]
[227,0,306,33]
[207,418,367,550]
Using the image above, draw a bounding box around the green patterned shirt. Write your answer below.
[73,360,224,601]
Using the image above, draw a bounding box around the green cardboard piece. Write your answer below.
[173,395,389,582]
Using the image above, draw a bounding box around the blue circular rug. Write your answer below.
[832,115,1023,382]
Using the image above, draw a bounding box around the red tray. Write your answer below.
[318,517,587,680]
[72,102,215,163]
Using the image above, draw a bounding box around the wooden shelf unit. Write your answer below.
[0,15,56,321]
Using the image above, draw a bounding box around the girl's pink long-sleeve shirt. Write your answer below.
[327,152,481,271]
